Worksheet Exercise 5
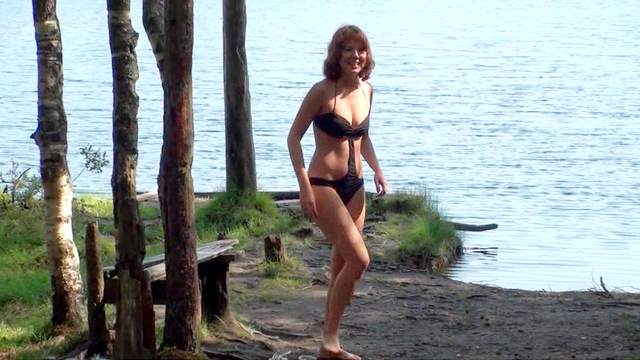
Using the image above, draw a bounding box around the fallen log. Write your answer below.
[445,221,498,232]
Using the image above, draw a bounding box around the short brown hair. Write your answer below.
[323,25,375,81]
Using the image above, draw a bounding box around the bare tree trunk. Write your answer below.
[107,0,154,357]
[31,0,84,330]
[142,0,165,84]
[223,0,256,193]
[159,0,200,352]
[85,222,108,358]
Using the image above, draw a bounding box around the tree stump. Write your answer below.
[264,234,287,263]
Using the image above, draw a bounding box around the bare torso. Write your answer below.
[307,80,371,181]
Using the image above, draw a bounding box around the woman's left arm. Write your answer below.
[361,83,388,196]
[362,133,388,196]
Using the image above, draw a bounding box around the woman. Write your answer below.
[287,25,388,360]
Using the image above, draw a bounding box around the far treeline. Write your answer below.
[30,0,254,357]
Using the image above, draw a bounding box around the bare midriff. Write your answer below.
[308,127,363,181]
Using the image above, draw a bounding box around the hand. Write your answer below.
[374,171,388,197]
[299,188,318,221]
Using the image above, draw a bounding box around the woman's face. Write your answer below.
[339,40,367,78]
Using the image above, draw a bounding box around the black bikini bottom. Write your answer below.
[309,174,364,205]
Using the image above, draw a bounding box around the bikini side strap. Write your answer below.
[366,84,373,119]
[332,80,338,112]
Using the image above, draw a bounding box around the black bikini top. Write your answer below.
[312,82,372,139]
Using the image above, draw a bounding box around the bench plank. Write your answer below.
[102,240,238,305]
[104,239,237,279]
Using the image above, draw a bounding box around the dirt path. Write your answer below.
[204,225,640,360]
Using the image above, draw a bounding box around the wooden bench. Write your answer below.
[103,239,238,320]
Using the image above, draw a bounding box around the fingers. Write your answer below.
[374,177,387,197]
[302,200,318,221]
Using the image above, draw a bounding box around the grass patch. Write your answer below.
[368,191,428,216]
[0,191,302,356]
[74,195,113,219]
[372,191,462,271]
[0,195,161,356]
[257,253,310,303]
[258,277,308,303]
[619,313,640,343]
[0,271,50,307]
[196,191,298,248]
[144,222,165,245]
[259,255,308,279]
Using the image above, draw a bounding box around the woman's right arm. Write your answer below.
[287,82,323,219]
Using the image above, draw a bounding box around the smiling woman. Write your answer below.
[287,25,388,360]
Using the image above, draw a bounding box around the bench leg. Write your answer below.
[201,260,232,322]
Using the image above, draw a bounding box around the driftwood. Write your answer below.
[445,221,498,232]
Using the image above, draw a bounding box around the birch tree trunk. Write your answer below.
[107,0,155,357]
[223,0,256,193]
[31,0,84,329]
[159,0,201,352]
[142,0,165,84]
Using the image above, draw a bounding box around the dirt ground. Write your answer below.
[203,222,640,360]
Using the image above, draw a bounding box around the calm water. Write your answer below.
[1,1,639,292]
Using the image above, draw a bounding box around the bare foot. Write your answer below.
[317,347,362,360]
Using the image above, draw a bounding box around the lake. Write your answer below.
[1,0,638,291]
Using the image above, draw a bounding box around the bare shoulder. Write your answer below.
[303,79,333,113]
[309,78,333,98]
[362,80,373,95]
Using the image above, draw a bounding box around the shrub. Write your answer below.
[196,191,292,241]
[374,191,462,270]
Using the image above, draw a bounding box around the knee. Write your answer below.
[347,255,369,280]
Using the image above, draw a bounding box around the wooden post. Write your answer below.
[264,234,287,263]
[85,222,108,358]
[223,0,256,193]
[159,0,201,352]
[107,0,154,357]
[200,256,234,323]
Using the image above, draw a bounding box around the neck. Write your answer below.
[337,74,360,90]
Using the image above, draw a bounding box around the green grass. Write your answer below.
[0,191,302,356]
[368,191,429,216]
[257,251,310,303]
[398,211,460,266]
[74,195,114,219]
[259,255,308,279]
[258,277,308,303]
[196,191,298,248]
[372,191,462,269]
[0,195,161,355]
[0,302,86,360]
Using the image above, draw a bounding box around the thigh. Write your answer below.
[330,187,366,277]
[346,187,365,233]
[312,186,368,264]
